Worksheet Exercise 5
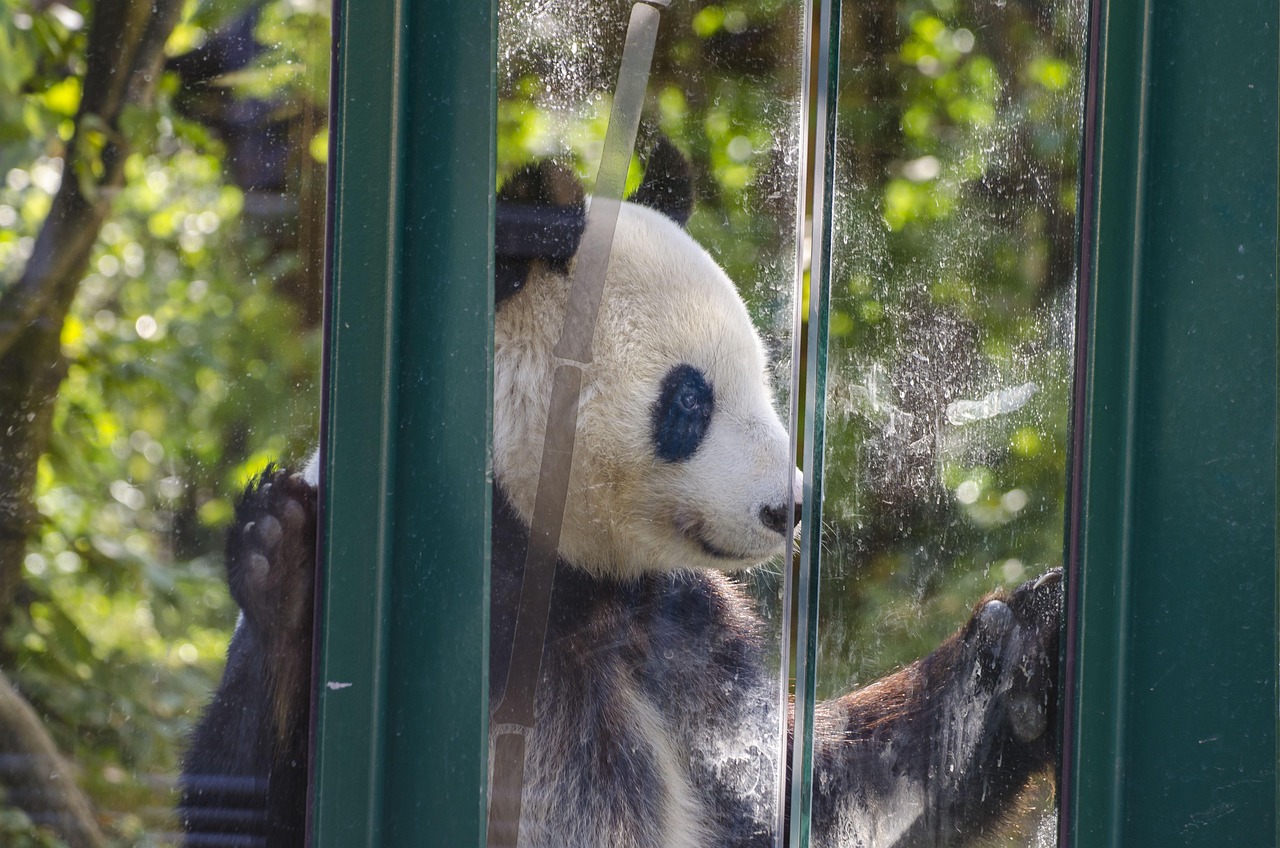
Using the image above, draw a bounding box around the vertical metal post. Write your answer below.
[1066,0,1278,844]
[789,0,839,844]
[316,0,495,845]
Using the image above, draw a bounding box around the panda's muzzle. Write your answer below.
[674,513,759,562]
[696,536,752,561]
[675,509,793,563]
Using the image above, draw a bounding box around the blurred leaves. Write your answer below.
[814,15,1085,820]
[1,0,323,840]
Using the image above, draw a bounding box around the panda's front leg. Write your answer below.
[224,467,318,738]
[809,569,1062,848]
[180,466,318,847]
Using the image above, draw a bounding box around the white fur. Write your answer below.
[493,202,801,578]
[302,451,320,487]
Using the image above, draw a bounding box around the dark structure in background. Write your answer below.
[168,7,326,327]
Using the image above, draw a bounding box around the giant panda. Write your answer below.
[179,141,1062,848]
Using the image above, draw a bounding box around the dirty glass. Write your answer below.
[490,0,808,844]
[0,0,328,844]
[799,0,1087,845]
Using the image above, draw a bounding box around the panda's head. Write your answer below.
[494,142,802,579]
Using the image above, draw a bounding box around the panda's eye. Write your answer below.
[653,364,714,463]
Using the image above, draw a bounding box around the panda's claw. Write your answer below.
[994,569,1062,747]
[1033,566,1063,590]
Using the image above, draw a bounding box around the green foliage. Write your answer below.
[0,807,70,848]
[1,0,325,840]
[0,0,88,175]
[816,0,1085,702]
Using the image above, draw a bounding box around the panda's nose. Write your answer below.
[759,500,803,536]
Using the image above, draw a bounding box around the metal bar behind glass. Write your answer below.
[789,0,839,843]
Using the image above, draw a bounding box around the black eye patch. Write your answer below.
[652,364,715,463]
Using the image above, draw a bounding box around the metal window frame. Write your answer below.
[314,0,1278,846]
[314,1,494,845]
[1063,0,1278,845]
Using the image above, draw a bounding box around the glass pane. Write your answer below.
[490,0,807,844]
[802,0,1087,844]
[0,1,328,844]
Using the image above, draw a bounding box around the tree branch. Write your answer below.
[0,671,106,848]
[0,0,184,605]
[0,0,184,359]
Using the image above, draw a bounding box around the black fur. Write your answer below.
[496,160,586,306]
[185,478,1059,847]
[630,136,696,227]
[495,138,696,306]
[489,485,778,847]
[807,572,1061,846]
[652,363,715,462]
[180,468,316,848]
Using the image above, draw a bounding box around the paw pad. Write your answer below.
[255,515,283,553]
[1007,691,1048,742]
[247,552,271,584]
[227,466,318,636]
[280,499,307,535]
[976,598,1014,641]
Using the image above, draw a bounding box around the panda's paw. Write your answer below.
[226,465,318,640]
[966,567,1063,745]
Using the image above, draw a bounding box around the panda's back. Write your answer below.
[491,487,781,847]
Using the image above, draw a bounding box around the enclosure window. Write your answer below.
[790,0,1086,842]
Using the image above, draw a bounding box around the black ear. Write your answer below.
[629,137,695,228]
[495,161,586,307]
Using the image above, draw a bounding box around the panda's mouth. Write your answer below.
[696,535,749,561]
[674,514,760,563]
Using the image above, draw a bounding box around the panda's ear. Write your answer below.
[629,137,695,228]
[495,161,586,307]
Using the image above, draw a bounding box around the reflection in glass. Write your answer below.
[0,1,327,843]
[807,0,1087,843]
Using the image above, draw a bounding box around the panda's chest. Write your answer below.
[504,582,779,848]
[517,670,710,848]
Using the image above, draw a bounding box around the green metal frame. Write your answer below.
[314,0,495,846]
[1065,0,1278,845]
[311,0,1278,844]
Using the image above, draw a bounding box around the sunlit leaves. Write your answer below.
[2,0,324,836]
[0,1,88,176]
[40,77,80,118]
[238,0,331,108]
